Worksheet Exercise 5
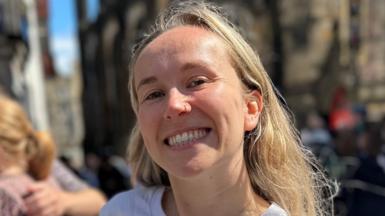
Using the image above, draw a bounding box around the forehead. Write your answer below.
[140,26,226,57]
[133,26,231,83]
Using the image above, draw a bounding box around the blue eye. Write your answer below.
[145,91,165,101]
[187,78,207,88]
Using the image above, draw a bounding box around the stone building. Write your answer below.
[356,0,385,121]
[0,0,50,130]
[76,0,385,153]
[279,0,385,124]
[0,0,28,98]
[45,64,85,167]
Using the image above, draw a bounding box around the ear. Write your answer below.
[244,90,263,131]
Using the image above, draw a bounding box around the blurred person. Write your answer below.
[378,117,385,169]
[59,155,82,177]
[24,158,107,216]
[346,124,385,216]
[101,1,335,216]
[109,155,132,181]
[98,154,131,198]
[333,128,358,157]
[380,116,385,153]
[300,112,346,180]
[352,104,367,134]
[79,152,101,188]
[0,94,59,215]
[301,111,332,155]
[108,154,133,191]
[0,94,106,216]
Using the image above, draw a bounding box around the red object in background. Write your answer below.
[329,87,357,131]
[329,108,357,131]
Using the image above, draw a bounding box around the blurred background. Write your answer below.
[0,0,384,215]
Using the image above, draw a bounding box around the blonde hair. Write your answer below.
[0,95,56,180]
[127,1,335,215]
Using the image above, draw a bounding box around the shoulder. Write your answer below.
[100,186,166,216]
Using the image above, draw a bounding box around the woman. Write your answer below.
[0,95,58,215]
[101,1,334,215]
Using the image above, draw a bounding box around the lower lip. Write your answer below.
[167,132,210,151]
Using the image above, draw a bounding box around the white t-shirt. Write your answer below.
[100,186,287,216]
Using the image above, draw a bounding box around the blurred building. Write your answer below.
[74,0,385,154]
[0,0,28,102]
[76,0,136,155]
[45,64,85,167]
[356,0,385,121]
[75,0,278,154]
[0,0,49,130]
[279,0,385,124]
[39,0,84,165]
[280,0,340,114]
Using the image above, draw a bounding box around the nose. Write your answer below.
[163,88,191,120]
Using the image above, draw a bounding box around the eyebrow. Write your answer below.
[136,76,158,91]
[136,62,211,91]
[180,62,210,72]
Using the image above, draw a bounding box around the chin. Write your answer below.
[167,159,213,180]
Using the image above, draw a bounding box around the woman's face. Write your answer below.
[134,26,260,179]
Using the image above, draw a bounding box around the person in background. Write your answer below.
[346,124,385,216]
[101,1,335,215]
[301,111,332,156]
[79,152,101,188]
[0,94,106,216]
[98,154,132,198]
[0,94,59,215]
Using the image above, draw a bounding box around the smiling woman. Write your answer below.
[100,1,335,216]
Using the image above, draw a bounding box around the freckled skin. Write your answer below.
[134,26,255,179]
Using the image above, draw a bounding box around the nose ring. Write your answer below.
[165,103,190,120]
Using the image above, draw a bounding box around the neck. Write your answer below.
[166,150,269,216]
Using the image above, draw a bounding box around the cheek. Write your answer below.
[137,115,158,157]
[137,107,160,139]
[205,84,245,114]
[194,84,231,104]
[193,84,246,129]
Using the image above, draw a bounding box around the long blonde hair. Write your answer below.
[0,95,56,180]
[127,1,335,215]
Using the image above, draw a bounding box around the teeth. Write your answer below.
[168,129,207,146]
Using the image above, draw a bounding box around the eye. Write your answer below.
[187,77,208,88]
[144,90,165,101]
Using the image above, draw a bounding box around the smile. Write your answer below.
[165,128,211,147]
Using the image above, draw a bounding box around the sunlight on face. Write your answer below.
[134,26,251,179]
